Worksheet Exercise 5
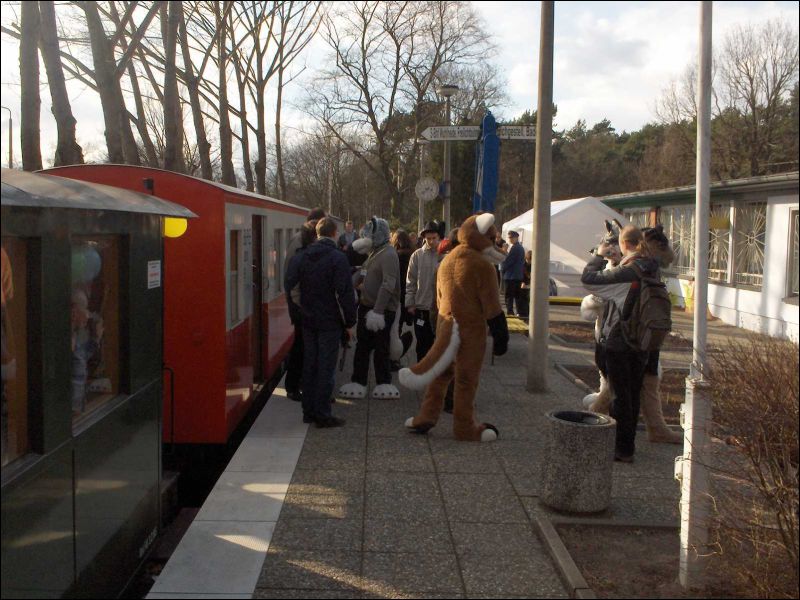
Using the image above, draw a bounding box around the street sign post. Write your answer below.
[421,125,535,142]
[421,126,481,141]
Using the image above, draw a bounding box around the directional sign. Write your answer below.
[497,126,536,140]
[421,125,535,141]
[421,126,481,141]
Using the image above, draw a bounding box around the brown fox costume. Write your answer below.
[399,213,509,442]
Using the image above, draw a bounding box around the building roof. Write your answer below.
[600,171,799,209]
[1,168,197,218]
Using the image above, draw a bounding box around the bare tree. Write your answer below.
[20,0,43,171]
[38,1,84,166]
[306,1,493,220]
[273,1,322,199]
[162,0,185,172]
[656,18,799,178]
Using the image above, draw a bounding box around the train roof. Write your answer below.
[1,168,197,218]
[41,164,310,214]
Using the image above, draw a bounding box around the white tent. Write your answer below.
[501,197,628,296]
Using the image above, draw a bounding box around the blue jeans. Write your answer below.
[302,327,342,420]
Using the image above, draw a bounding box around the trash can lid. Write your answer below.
[548,410,612,426]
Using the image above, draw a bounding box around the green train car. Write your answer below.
[1,169,194,598]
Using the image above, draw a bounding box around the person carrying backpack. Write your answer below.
[581,225,661,463]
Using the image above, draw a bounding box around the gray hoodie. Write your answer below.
[358,244,400,313]
[405,245,439,311]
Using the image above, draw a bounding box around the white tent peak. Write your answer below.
[501,196,627,296]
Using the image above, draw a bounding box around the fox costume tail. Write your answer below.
[398,317,460,390]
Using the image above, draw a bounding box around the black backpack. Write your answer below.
[621,263,672,352]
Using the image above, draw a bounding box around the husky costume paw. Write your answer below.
[338,382,367,399]
[582,392,599,409]
[366,310,386,331]
[580,294,605,321]
[480,424,499,442]
[371,384,400,399]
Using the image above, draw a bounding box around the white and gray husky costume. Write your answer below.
[338,217,405,400]
[580,222,681,444]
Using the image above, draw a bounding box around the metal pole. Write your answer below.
[419,142,425,233]
[443,95,452,230]
[1,106,11,168]
[326,135,333,216]
[526,0,554,392]
[679,0,713,589]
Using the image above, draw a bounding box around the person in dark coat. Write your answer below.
[283,208,326,402]
[581,225,659,462]
[286,218,357,427]
[501,230,525,316]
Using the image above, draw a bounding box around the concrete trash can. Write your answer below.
[541,409,616,513]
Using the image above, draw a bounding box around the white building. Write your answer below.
[600,172,799,340]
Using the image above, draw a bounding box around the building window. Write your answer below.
[733,202,766,288]
[709,203,731,283]
[624,208,649,229]
[661,206,695,276]
[790,210,799,297]
[2,237,29,468]
[229,230,240,325]
[71,237,121,422]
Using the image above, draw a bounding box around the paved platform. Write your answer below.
[150,306,690,599]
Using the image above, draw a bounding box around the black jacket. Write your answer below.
[286,237,358,331]
[581,254,659,352]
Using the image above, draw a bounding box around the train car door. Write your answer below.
[251,215,264,381]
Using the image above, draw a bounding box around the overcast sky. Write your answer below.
[1,1,798,166]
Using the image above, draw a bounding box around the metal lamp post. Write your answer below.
[437,84,459,230]
[1,106,11,168]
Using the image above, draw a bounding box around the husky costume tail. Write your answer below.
[398,318,460,390]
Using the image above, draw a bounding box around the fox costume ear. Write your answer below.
[605,220,614,234]
[476,213,495,235]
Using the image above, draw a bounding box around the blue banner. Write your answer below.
[473,111,500,213]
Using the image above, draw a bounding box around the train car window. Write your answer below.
[70,237,121,424]
[229,230,240,325]
[274,229,284,293]
[2,237,29,468]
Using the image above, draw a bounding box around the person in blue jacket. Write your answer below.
[580,225,659,462]
[286,218,358,428]
[501,230,525,316]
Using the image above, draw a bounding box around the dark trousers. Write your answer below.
[285,324,304,394]
[504,279,522,315]
[606,347,647,457]
[301,327,341,421]
[352,304,395,386]
[413,309,436,361]
[518,288,530,319]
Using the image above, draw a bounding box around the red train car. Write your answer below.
[41,165,306,444]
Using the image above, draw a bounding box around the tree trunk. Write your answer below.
[232,53,254,191]
[82,1,128,163]
[255,72,267,195]
[162,0,185,173]
[179,4,211,179]
[217,1,236,185]
[275,64,286,200]
[20,1,42,171]
[108,1,158,166]
[39,1,83,166]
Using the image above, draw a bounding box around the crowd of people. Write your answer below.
[282,207,677,461]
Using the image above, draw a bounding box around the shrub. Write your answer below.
[705,335,799,598]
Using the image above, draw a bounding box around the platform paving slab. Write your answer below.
[155,306,707,599]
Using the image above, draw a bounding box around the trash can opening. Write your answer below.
[552,410,609,426]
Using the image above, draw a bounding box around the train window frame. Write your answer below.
[69,236,124,428]
[787,209,799,299]
[2,236,32,470]
[228,229,241,328]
